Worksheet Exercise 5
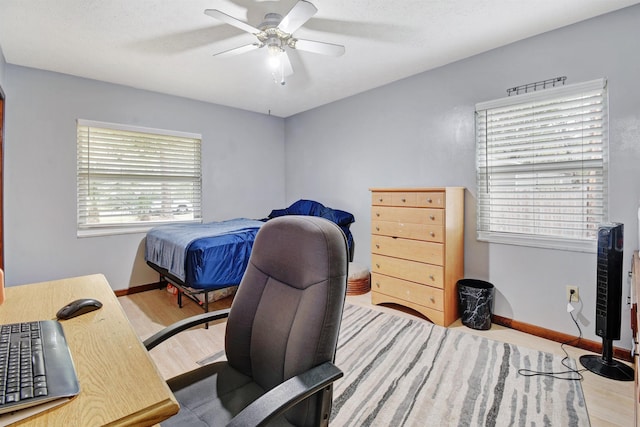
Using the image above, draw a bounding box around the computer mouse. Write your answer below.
[56,298,103,320]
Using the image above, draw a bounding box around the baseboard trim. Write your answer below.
[114,282,162,297]
[492,314,632,363]
[115,287,633,362]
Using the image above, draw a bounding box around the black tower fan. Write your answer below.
[579,223,634,380]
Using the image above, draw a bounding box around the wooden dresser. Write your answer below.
[369,187,464,326]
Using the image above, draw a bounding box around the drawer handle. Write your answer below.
[430,231,435,237]
[376,263,380,268]
[401,198,406,203]
[376,226,380,231]
[427,198,433,203]
[376,282,381,288]
[429,275,435,281]
[378,198,383,202]
[376,244,380,249]
[429,297,435,303]
[376,212,380,217]
[429,215,435,220]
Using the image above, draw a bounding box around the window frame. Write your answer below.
[76,119,203,237]
[475,78,608,253]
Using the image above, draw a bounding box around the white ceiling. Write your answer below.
[1,0,638,117]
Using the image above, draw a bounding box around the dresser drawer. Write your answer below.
[371,235,443,265]
[371,254,443,287]
[371,206,443,225]
[371,273,443,311]
[372,220,444,243]
[390,192,417,206]
[390,192,444,208]
[415,192,444,208]
[371,192,394,206]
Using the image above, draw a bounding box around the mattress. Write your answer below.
[145,218,264,289]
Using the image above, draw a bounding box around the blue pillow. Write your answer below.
[268,200,354,226]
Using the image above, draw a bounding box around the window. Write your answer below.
[475,78,607,252]
[77,120,202,236]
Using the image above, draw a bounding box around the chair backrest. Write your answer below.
[225,215,348,426]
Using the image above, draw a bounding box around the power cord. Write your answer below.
[517,290,587,381]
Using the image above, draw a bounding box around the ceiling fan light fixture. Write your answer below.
[205,1,345,84]
[267,39,284,69]
[269,50,286,85]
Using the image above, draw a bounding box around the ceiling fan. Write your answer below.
[204,0,345,85]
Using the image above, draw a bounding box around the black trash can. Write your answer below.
[457,279,494,330]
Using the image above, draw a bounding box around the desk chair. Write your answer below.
[145,216,349,426]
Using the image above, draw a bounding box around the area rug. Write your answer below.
[197,303,590,426]
[331,304,589,426]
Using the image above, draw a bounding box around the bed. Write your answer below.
[145,200,355,313]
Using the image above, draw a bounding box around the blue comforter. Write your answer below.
[145,201,355,290]
[145,218,264,285]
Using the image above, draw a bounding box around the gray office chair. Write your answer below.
[145,215,349,426]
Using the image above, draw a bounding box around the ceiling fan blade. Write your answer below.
[293,39,345,57]
[278,0,317,34]
[281,51,294,77]
[204,9,261,35]
[213,43,260,58]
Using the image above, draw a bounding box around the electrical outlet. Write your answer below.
[566,285,579,303]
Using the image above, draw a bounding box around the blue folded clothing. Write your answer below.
[268,199,355,254]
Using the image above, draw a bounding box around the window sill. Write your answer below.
[77,220,201,238]
[477,231,597,253]
[77,226,154,238]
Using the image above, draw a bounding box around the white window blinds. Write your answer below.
[475,78,608,251]
[77,120,202,235]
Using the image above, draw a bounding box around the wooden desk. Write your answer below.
[0,274,179,426]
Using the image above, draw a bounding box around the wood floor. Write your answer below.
[119,289,635,427]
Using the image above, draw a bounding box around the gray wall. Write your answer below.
[2,6,639,350]
[284,5,640,348]
[0,45,5,88]
[3,66,285,289]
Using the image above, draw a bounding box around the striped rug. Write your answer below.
[331,304,590,426]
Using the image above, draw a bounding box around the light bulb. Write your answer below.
[268,45,282,70]
[267,44,286,85]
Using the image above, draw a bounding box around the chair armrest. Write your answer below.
[144,308,231,350]
[227,361,343,427]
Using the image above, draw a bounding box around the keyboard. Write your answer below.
[0,320,79,415]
